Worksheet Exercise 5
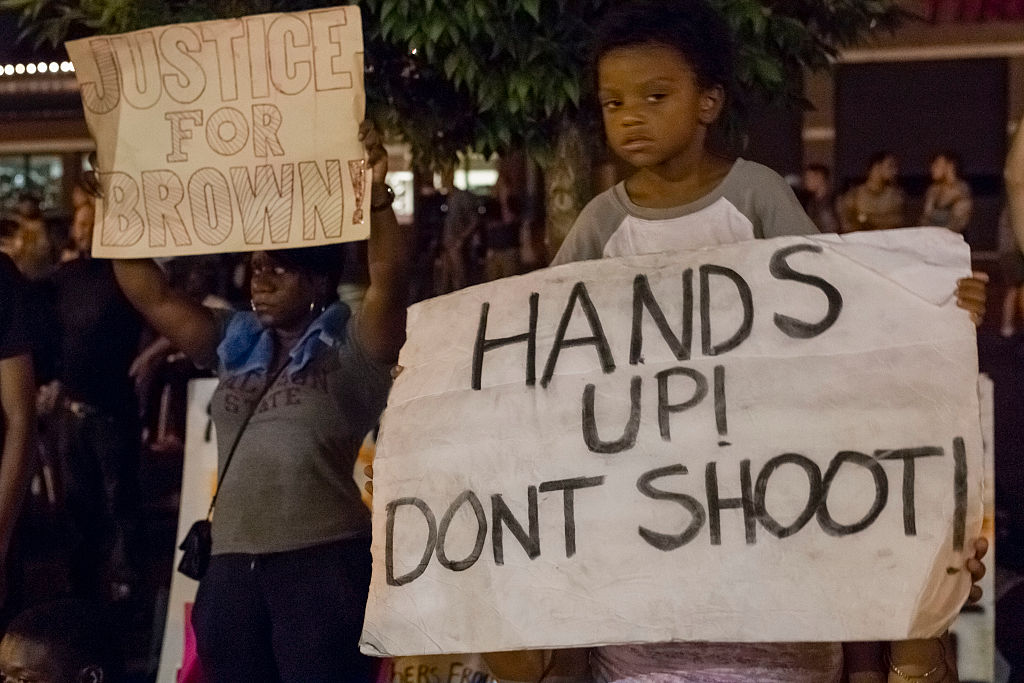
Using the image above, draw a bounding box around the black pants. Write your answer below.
[47,405,139,599]
[192,536,377,683]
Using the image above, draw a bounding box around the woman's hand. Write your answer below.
[359,119,388,184]
[956,272,987,326]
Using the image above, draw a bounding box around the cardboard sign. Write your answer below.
[385,655,498,683]
[156,378,218,683]
[66,7,368,258]
[360,228,984,656]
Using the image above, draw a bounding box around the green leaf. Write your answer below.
[522,0,539,21]
[562,76,579,107]
[425,14,445,43]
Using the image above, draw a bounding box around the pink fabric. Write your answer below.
[177,603,208,683]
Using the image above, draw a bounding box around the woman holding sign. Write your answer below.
[111,120,410,682]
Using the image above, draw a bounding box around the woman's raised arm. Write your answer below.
[112,259,220,368]
[355,120,415,364]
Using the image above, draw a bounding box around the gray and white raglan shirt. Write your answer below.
[552,158,818,265]
[551,159,844,683]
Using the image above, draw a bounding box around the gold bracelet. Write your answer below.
[886,638,947,680]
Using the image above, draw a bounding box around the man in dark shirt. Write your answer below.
[37,202,143,602]
[0,253,34,622]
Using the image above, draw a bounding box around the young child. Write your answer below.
[487,1,988,681]
[0,599,124,683]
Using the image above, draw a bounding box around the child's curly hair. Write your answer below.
[592,0,736,96]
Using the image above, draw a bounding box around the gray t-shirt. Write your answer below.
[552,158,816,265]
[209,303,391,555]
[550,160,839,682]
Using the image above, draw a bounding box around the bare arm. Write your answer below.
[483,648,589,681]
[947,192,973,234]
[837,190,859,233]
[356,121,414,364]
[1007,114,1024,252]
[111,259,219,368]
[0,353,34,580]
[843,642,886,683]
[872,189,905,230]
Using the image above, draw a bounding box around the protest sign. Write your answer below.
[360,228,984,656]
[65,6,368,258]
[384,655,498,683]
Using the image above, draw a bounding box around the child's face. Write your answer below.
[598,43,721,170]
[0,634,69,683]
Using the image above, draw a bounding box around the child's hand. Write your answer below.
[956,272,988,327]
[966,537,988,604]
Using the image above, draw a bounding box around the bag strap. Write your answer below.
[205,361,288,521]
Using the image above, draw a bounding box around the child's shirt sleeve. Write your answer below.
[550,189,627,266]
[740,161,820,238]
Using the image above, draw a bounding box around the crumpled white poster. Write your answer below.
[361,228,983,656]
[65,6,368,258]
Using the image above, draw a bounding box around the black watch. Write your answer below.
[370,184,395,212]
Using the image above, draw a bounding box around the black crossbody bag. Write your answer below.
[178,363,287,580]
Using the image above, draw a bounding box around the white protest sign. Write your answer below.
[65,7,368,258]
[156,379,218,683]
[360,228,984,656]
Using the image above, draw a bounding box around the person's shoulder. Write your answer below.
[550,187,627,266]
[724,159,790,199]
[579,185,624,221]
[726,159,819,237]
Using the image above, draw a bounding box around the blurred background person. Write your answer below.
[0,252,34,627]
[801,164,840,234]
[36,198,144,604]
[482,193,522,281]
[920,150,973,232]
[435,164,480,294]
[838,151,906,232]
[7,192,53,280]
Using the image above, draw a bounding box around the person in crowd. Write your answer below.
[0,252,34,626]
[410,181,447,303]
[999,111,1024,683]
[920,151,973,233]
[58,194,98,263]
[482,193,522,281]
[801,163,840,233]
[435,165,481,294]
[483,2,987,681]
[838,151,907,233]
[1008,115,1024,262]
[130,257,230,454]
[35,199,144,604]
[8,192,54,280]
[111,121,410,682]
[998,208,1023,336]
[0,598,124,683]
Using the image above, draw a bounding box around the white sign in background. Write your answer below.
[157,378,218,683]
[361,229,985,656]
[66,7,368,258]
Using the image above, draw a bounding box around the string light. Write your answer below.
[0,61,75,77]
